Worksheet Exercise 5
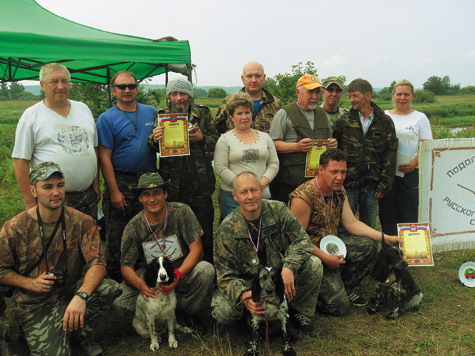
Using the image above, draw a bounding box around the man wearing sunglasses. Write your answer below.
[97,70,158,282]
[321,76,349,130]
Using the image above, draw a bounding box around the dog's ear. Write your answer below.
[251,267,262,303]
[162,257,175,285]
[144,257,159,288]
[389,247,409,270]
[275,268,285,303]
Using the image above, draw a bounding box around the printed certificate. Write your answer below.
[158,113,190,157]
[305,140,329,177]
[398,223,434,266]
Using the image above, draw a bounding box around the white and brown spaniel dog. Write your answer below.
[245,265,296,356]
[132,256,193,351]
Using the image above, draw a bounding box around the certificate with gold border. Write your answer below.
[305,140,329,177]
[398,223,434,266]
[158,113,190,157]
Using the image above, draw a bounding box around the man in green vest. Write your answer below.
[269,74,337,204]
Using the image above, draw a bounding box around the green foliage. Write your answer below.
[193,87,207,98]
[8,82,25,97]
[460,86,475,95]
[69,83,110,119]
[423,75,460,95]
[0,83,10,100]
[413,89,436,104]
[136,86,163,108]
[207,87,227,98]
[265,61,318,105]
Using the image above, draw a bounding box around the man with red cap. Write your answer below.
[269,75,337,204]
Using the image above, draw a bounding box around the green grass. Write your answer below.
[1,99,475,355]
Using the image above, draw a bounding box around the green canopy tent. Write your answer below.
[0,0,192,90]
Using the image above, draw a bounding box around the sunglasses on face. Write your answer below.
[114,84,137,90]
[326,88,343,93]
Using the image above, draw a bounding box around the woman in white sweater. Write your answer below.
[214,92,279,218]
[379,79,433,235]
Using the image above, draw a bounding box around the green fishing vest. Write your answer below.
[279,102,330,187]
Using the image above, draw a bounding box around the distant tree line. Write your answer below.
[0,82,44,101]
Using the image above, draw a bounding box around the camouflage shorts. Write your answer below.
[21,277,119,356]
[317,234,377,316]
[64,184,98,219]
[211,256,322,324]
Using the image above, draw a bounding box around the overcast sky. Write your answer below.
[36,0,475,89]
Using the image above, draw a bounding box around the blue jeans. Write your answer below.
[220,189,238,220]
[345,187,379,229]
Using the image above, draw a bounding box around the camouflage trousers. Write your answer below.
[103,172,144,280]
[22,277,119,356]
[317,234,378,316]
[113,261,215,316]
[211,256,322,324]
[64,184,98,219]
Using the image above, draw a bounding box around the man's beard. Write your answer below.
[170,100,191,113]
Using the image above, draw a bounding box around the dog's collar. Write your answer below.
[261,298,282,307]
[381,273,397,285]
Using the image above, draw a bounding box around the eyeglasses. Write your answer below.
[114,84,137,90]
[325,88,343,93]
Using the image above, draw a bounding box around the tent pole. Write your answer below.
[107,68,112,108]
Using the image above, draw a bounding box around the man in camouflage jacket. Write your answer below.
[212,171,322,336]
[149,78,218,262]
[333,78,397,229]
[215,61,281,134]
[0,162,118,356]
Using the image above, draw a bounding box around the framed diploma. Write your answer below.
[158,113,190,157]
[397,223,434,266]
[305,140,329,177]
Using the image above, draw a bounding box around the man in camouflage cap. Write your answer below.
[113,172,214,334]
[215,61,281,134]
[212,171,322,336]
[269,74,338,204]
[333,79,397,229]
[289,149,400,316]
[321,76,349,129]
[0,161,118,356]
[150,77,218,263]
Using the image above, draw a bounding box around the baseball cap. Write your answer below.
[296,74,323,90]
[130,173,170,191]
[29,162,64,184]
[322,76,344,90]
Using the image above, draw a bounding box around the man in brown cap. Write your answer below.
[321,76,349,129]
[113,172,214,334]
[269,74,337,204]
[0,162,118,356]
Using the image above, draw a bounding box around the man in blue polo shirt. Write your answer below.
[96,70,157,282]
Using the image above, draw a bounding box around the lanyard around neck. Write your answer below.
[119,105,139,139]
[247,217,262,254]
[36,206,66,272]
[144,208,168,254]
[315,177,333,226]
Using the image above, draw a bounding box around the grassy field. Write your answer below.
[0,98,474,355]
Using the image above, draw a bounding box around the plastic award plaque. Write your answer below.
[320,235,347,258]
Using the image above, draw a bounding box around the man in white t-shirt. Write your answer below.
[12,63,100,218]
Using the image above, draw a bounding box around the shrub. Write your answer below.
[414,90,436,104]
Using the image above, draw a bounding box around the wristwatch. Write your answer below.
[75,291,89,301]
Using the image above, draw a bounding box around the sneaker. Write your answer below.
[289,309,315,336]
[347,292,367,307]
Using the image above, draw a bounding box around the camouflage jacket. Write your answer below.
[0,207,104,322]
[289,180,346,245]
[149,103,218,200]
[213,200,313,308]
[121,202,203,270]
[333,102,398,196]
[215,87,281,134]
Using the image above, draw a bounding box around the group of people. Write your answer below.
[0,60,432,355]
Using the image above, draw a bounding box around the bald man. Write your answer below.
[215,61,281,134]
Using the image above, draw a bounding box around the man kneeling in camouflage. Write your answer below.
[212,171,322,336]
[0,162,118,356]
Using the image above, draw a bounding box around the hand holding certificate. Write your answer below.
[398,223,434,266]
[158,113,191,157]
[305,140,329,177]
